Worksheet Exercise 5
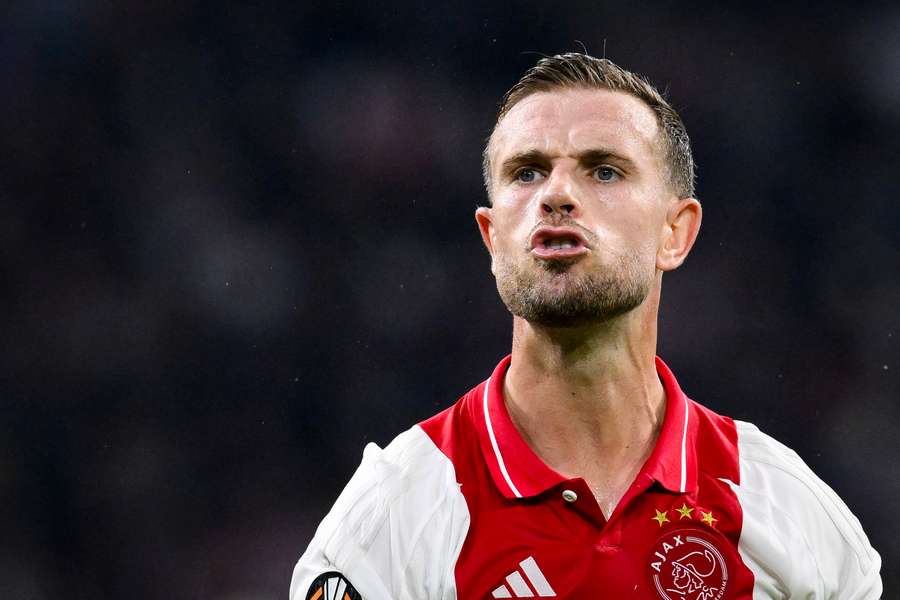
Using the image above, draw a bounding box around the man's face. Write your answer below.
[477,87,678,327]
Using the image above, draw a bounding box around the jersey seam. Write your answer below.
[403,430,465,599]
[412,424,471,600]
[401,427,468,600]
[762,489,826,594]
[319,457,385,560]
[736,421,871,567]
[739,452,870,570]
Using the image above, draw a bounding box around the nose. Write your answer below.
[539,168,582,217]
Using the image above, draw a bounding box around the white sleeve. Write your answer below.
[732,421,882,600]
[289,426,470,600]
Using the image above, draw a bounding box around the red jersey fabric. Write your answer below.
[420,355,756,599]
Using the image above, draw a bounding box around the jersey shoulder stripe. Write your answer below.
[735,420,876,568]
[289,425,469,600]
[730,420,882,598]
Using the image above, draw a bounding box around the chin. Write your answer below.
[536,257,585,275]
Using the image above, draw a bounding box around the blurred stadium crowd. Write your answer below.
[1,2,897,598]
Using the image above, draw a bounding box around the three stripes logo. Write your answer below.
[491,556,556,598]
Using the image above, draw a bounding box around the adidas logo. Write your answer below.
[491,556,556,598]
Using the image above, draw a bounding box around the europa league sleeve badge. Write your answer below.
[306,572,363,600]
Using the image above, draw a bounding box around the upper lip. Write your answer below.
[530,226,590,250]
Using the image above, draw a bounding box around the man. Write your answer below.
[290,53,882,599]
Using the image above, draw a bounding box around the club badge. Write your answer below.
[647,528,729,600]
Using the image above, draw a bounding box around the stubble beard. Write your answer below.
[493,250,654,328]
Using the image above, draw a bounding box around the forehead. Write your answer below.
[490,87,662,169]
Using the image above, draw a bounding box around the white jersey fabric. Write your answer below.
[730,421,881,598]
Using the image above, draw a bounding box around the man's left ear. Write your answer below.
[657,197,702,272]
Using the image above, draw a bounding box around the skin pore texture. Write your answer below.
[475,87,702,519]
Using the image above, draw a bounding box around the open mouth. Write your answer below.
[530,227,590,259]
[542,237,580,250]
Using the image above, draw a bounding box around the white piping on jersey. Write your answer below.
[484,375,691,496]
[483,377,523,498]
[680,393,689,493]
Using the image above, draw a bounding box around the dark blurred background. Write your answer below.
[2,2,897,598]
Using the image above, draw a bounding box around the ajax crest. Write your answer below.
[647,529,728,600]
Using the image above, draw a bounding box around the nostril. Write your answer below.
[542,204,553,213]
[562,204,575,213]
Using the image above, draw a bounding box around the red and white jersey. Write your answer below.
[290,356,882,600]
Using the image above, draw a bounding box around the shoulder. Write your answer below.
[311,426,468,554]
[290,425,470,600]
[730,420,882,597]
[733,419,874,564]
[324,424,463,544]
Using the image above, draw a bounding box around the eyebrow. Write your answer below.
[498,148,638,177]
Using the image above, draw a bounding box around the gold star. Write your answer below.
[676,503,694,520]
[652,509,670,527]
[701,511,718,527]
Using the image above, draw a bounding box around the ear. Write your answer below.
[475,206,498,274]
[475,207,496,254]
[657,197,702,272]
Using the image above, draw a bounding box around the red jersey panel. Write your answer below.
[420,355,755,599]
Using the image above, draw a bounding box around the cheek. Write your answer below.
[596,211,652,250]
[490,205,533,254]
[591,208,663,268]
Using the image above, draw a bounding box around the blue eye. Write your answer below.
[516,168,538,183]
[594,166,618,181]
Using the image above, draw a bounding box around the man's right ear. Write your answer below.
[475,207,495,256]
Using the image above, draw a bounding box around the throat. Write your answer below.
[503,381,666,521]
[501,331,668,520]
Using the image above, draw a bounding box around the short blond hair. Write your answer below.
[483,53,695,201]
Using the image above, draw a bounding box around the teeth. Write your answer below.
[546,238,576,249]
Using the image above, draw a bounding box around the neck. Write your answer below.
[502,284,667,517]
